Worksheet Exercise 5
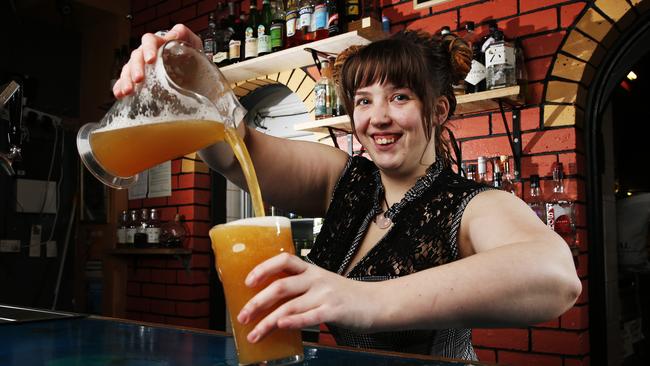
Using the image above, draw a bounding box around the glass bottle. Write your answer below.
[492,171,503,189]
[499,155,516,195]
[345,0,360,24]
[327,0,341,37]
[134,208,149,246]
[314,59,335,119]
[126,210,139,245]
[245,1,260,59]
[485,29,516,90]
[466,163,477,182]
[117,210,128,245]
[270,0,286,52]
[146,208,161,246]
[313,0,329,40]
[216,3,233,67]
[160,214,188,248]
[477,156,488,183]
[202,13,218,62]
[466,42,486,93]
[286,0,302,47]
[545,162,577,252]
[528,174,546,223]
[299,0,315,43]
[258,0,273,56]
[228,5,244,64]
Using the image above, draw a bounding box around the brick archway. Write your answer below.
[543,0,649,127]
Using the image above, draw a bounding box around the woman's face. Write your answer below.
[353,82,435,178]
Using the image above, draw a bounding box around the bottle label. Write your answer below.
[126,228,136,244]
[257,27,270,54]
[286,10,298,37]
[347,1,359,17]
[314,83,331,118]
[327,13,339,35]
[146,228,160,244]
[300,248,311,257]
[314,5,327,30]
[299,6,313,29]
[229,40,241,60]
[244,27,258,58]
[203,38,215,54]
[270,23,283,48]
[546,202,574,234]
[213,52,228,64]
[136,225,146,234]
[465,59,487,85]
[485,43,515,68]
[117,228,126,244]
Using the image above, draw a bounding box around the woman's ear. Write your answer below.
[434,96,450,122]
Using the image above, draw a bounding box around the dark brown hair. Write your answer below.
[335,30,472,164]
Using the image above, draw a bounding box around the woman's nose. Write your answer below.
[369,103,390,126]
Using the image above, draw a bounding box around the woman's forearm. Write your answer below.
[370,239,581,331]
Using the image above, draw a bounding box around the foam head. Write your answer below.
[224,216,291,228]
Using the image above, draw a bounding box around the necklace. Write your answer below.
[373,194,393,229]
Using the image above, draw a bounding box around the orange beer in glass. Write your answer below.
[209,217,304,365]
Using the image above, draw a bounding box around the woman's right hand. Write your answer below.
[112,24,203,99]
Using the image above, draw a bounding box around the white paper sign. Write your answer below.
[148,161,172,198]
[128,170,148,200]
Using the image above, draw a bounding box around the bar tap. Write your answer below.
[0,80,23,176]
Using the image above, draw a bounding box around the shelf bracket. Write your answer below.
[327,127,340,149]
[498,100,522,181]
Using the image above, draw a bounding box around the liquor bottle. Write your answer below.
[270,0,286,52]
[313,0,329,41]
[160,214,188,248]
[228,8,244,63]
[135,208,149,246]
[146,208,161,246]
[245,2,260,59]
[345,0,360,24]
[258,0,273,56]
[126,210,139,245]
[314,59,335,119]
[117,210,128,245]
[286,0,302,47]
[299,0,315,43]
[465,42,487,93]
[485,29,516,90]
[528,174,546,223]
[492,171,503,189]
[545,162,577,252]
[499,155,516,195]
[477,156,488,183]
[466,163,477,181]
[202,13,218,62]
[216,3,234,67]
[327,0,341,37]
[381,11,390,33]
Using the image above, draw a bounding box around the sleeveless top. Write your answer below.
[306,155,490,360]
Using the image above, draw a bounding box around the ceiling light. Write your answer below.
[627,71,637,81]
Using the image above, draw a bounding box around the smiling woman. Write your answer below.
[116,26,581,362]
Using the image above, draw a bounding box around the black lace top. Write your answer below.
[306,155,490,360]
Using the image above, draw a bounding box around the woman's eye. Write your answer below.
[355,98,370,106]
[393,94,410,102]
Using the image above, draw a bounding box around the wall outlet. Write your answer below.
[0,240,21,253]
[29,225,42,257]
[46,241,57,258]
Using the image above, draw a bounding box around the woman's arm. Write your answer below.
[236,189,582,342]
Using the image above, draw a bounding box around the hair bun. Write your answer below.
[332,45,364,86]
[441,34,472,83]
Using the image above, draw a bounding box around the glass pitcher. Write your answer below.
[77,40,246,188]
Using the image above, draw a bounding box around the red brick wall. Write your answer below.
[129,0,591,364]
[125,154,213,329]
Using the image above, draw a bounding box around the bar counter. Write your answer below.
[0,305,488,365]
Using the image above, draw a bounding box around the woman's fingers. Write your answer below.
[170,23,204,49]
[245,253,308,287]
[129,47,145,83]
[237,269,309,324]
[246,297,326,343]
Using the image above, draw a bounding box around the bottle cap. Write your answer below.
[552,162,564,180]
[440,26,451,35]
[465,21,475,31]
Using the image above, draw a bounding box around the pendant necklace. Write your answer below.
[374,194,393,229]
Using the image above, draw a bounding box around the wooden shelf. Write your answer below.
[221,29,384,84]
[293,115,352,134]
[108,247,192,256]
[294,86,523,133]
[455,85,522,115]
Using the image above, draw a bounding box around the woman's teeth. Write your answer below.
[375,136,396,145]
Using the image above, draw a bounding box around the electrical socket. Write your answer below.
[0,240,21,253]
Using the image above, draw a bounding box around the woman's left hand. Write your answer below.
[236,253,378,343]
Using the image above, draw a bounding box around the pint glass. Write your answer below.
[209,217,304,366]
